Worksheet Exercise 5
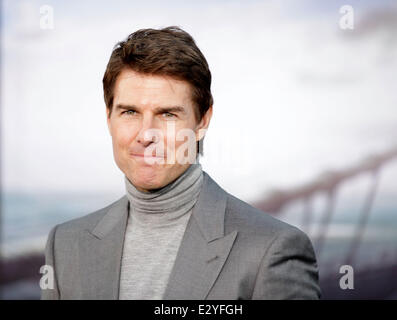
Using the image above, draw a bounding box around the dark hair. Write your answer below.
[102,26,213,156]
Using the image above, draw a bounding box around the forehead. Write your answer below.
[113,68,193,108]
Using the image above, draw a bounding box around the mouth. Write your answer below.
[130,153,165,159]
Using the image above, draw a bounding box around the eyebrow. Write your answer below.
[115,104,187,115]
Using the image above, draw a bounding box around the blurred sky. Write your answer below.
[1,0,397,204]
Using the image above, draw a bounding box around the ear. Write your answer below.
[195,105,213,141]
[106,107,112,136]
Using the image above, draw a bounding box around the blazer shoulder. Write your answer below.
[224,191,305,240]
[54,195,126,237]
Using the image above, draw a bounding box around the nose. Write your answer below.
[136,114,158,147]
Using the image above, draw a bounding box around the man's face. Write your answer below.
[107,68,212,192]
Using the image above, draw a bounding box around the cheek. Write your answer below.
[112,125,137,148]
[175,123,197,143]
[163,123,195,144]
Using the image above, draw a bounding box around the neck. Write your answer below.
[124,163,204,226]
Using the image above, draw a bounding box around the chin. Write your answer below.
[130,177,159,190]
[131,167,166,190]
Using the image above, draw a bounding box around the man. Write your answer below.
[41,26,321,300]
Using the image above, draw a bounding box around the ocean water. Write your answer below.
[1,192,120,257]
[277,202,397,276]
[1,192,397,274]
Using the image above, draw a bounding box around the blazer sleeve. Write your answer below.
[251,227,321,299]
[41,224,61,300]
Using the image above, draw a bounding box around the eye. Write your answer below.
[163,112,176,119]
[122,110,137,116]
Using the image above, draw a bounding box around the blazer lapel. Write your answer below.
[78,170,238,300]
[163,172,238,299]
[80,195,129,299]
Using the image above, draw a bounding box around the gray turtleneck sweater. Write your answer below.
[119,163,204,300]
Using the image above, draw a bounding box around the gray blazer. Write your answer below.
[41,171,321,300]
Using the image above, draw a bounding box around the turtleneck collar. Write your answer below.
[124,163,204,226]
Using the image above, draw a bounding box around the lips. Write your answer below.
[130,153,164,158]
